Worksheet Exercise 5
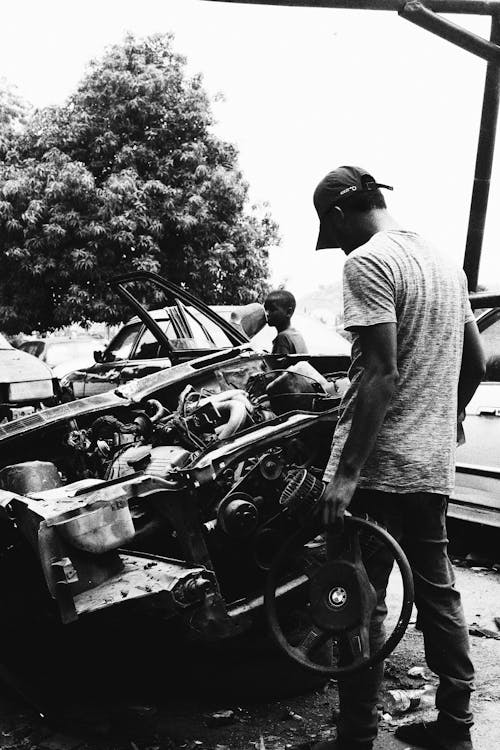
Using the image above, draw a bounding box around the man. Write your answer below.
[303,167,485,750]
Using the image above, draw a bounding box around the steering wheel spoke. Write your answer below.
[294,626,333,659]
[299,547,325,579]
[337,624,370,665]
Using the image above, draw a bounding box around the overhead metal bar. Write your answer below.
[204,0,500,291]
[203,0,500,14]
[400,1,500,62]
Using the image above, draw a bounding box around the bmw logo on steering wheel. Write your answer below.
[328,586,348,608]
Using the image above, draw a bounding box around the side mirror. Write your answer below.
[93,350,103,363]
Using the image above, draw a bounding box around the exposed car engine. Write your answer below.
[0,361,345,627]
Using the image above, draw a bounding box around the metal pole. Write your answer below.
[400,2,500,63]
[464,14,500,291]
[202,0,500,15]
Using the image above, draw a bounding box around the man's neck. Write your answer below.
[347,209,402,253]
[276,322,292,334]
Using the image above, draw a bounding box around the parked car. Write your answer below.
[0,333,56,422]
[60,274,350,400]
[453,307,500,528]
[17,336,106,380]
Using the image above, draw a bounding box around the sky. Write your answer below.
[2,0,500,296]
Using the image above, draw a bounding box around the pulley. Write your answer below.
[217,492,259,538]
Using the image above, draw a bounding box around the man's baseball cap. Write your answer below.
[314,166,393,250]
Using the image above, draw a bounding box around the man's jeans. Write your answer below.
[337,490,475,747]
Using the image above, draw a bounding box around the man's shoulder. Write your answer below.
[345,230,429,277]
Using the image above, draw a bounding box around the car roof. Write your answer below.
[0,333,13,350]
[124,307,176,326]
[21,336,99,345]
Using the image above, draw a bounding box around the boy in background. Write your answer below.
[264,289,308,355]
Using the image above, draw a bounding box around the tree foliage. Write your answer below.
[0,79,31,160]
[0,34,278,333]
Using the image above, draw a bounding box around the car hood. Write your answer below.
[51,358,96,379]
[0,348,53,384]
[0,345,258,443]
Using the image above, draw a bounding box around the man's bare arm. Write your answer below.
[322,322,398,525]
[458,320,486,417]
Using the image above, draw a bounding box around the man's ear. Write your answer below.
[331,205,345,229]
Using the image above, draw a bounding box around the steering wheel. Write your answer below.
[265,515,414,678]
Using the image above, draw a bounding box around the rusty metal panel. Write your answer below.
[72,554,214,617]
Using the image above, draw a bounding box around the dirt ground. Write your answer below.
[0,566,499,750]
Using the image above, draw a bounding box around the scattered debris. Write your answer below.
[407,666,426,679]
[465,552,492,567]
[384,685,436,715]
[205,709,236,726]
[468,625,500,640]
[277,708,304,722]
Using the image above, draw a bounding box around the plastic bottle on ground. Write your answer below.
[384,684,436,715]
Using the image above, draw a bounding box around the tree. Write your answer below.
[0,79,30,160]
[0,34,278,333]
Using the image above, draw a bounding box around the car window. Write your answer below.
[19,341,45,358]
[184,306,233,348]
[45,341,100,367]
[104,323,141,362]
[481,313,500,382]
[113,277,243,351]
[131,307,234,355]
[132,319,177,360]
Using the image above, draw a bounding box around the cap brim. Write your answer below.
[315,219,340,251]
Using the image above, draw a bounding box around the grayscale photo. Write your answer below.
[0,2,499,749]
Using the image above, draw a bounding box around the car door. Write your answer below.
[457,308,500,469]
[80,322,143,398]
[454,307,500,526]
[110,272,249,364]
[117,317,179,385]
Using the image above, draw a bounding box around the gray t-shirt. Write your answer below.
[272,327,308,355]
[324,230,475,495]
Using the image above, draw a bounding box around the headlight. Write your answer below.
[8,379,54,402]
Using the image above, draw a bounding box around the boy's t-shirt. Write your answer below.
[272,327,308,355]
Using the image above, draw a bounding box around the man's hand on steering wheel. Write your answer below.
[321,471,359,527]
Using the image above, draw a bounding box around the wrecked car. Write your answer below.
[0,330,414,683]
[0,333,57,422]
[2,272,375,676]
